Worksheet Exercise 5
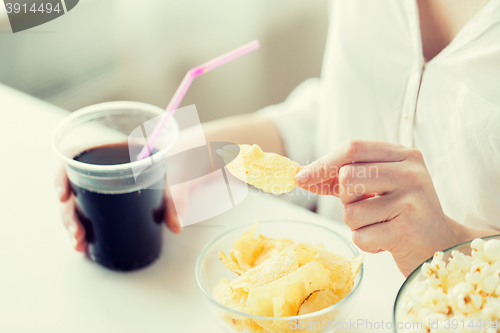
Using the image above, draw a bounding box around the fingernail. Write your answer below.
[56,186,63,200]
[173,217,182,232]
[295,168,310,184]
[68,223,77,236]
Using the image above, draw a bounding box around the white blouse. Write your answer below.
[259,0,500,230]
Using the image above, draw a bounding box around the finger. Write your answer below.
[165,186,181,234]
[352,220,397,254]
[296,177,340,196]
[55,166,71,202]
[60,197,87,252]
[295,140,409,186]
[343,194,401,231]
[74,240,88,253]
[338,162,401,205]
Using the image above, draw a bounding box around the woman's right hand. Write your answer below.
[55,166,182,252]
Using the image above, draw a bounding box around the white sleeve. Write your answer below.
[256,78,321,165]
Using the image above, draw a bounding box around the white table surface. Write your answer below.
[0,84,405,333]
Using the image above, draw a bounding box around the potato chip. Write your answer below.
[213,279,248,313]
[246,261,334,317]
[337,254,365,299]
[219,313,244,332]
[213,279,248,331]
[292,243,318,267]
[219,223,265,274]
[230,249,299,292]
[312,248,351,291]
[232,222,265,267]
[213,223,365,333]
[243,318,269,333]
[350,254,364,278]
[219,251,246,275]
[298,289,341,315]
[216,144,300,194]
[254,237,295,266]
[248,283,308,333]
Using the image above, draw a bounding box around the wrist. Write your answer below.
[445,215,499,245]
[446,215,470,246]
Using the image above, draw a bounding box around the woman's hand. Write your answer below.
[55,167,182,252]
[295,139,468,277]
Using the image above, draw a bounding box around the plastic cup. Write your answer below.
[52,101,179,271]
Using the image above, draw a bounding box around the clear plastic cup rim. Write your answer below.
[195,220,364,321]
[51,101,180,172]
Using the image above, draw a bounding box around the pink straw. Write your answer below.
[138,39,261,160]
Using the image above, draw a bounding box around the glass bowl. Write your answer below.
[393,234,500,332]
[195,220,364,333]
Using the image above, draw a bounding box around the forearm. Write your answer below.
[170,113,284,180]
[201,113,286,156]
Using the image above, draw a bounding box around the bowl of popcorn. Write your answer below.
[195,220,364,333]
[394,235,500,333]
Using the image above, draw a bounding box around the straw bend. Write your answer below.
[137,39,261,160]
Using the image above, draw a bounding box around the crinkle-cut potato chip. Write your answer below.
[246,261,334,318]
[229,249,299,292]
[298,289,341,315]
[216,144,300,194]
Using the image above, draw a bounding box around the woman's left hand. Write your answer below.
[295,139,466,277]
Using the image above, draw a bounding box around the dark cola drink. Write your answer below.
[72,142,165,271]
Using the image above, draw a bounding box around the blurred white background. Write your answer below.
[0,0,328,122]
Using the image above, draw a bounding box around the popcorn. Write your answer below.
[465,271,483,285]
[421,287,448,313]
[447,282,482,314]
[448,250,471,272]
[484,239,500,263]
[445,270,465,286]
[399,238,500,333]
[422,252,448,287]
[471,259,490,276]
[471,239,487,261]
[458,293,482,314]
[478,274,498,295]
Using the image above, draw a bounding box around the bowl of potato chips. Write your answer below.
[394,235,500,333]
[195,220,364,333]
